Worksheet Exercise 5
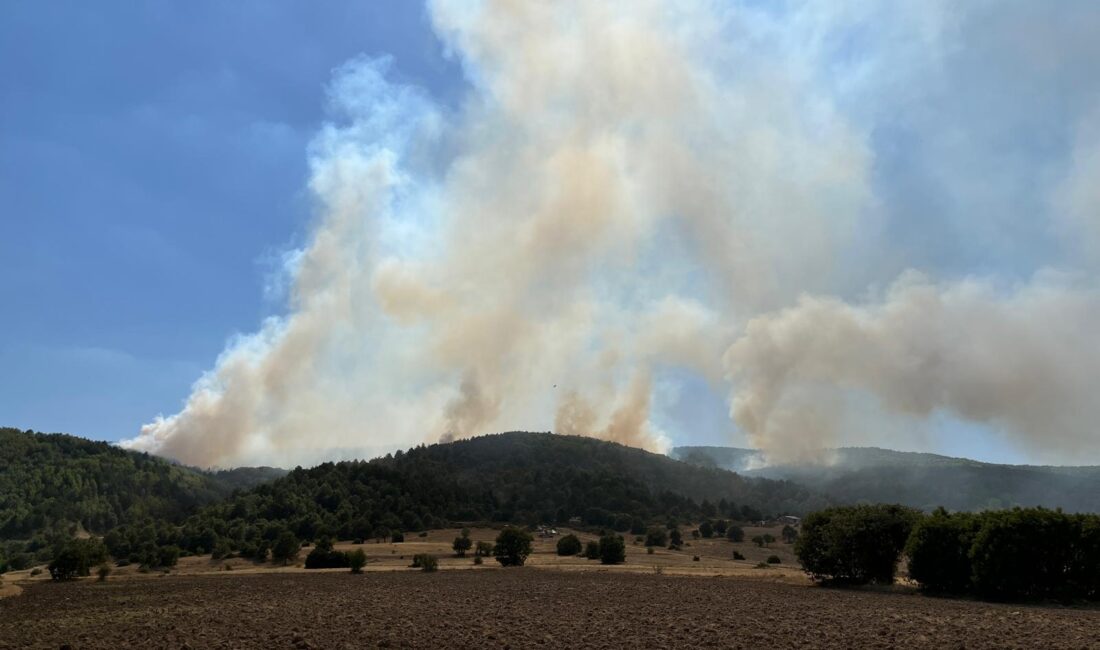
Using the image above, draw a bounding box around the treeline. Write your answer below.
[95,433,809,567]
[0,427,283,570]
[795,504,1100,602]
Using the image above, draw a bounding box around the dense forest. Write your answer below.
[0,427,284,567]
[673,445,1100,513]
[3,431,826,570]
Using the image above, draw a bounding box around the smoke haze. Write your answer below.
[123,1,1100,467]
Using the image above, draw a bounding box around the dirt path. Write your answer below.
[2,570,1098,649]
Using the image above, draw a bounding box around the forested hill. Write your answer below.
[148,432,827,559]
[672,445,1100,513]
[0,427,286,542]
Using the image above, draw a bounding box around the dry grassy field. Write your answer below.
[2,527,1097,648]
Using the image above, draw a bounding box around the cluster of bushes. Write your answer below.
[908,508,1100,601]
[795,504,1100,602]
[47,539,108,581]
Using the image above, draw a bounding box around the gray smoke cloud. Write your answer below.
[122,0,1100,467]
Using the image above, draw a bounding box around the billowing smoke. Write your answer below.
[725,272,1100,464]
[123,0,1100,467]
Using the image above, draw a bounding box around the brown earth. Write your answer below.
[3,569,1098,649]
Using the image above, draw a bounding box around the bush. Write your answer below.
[30,567,43,576]
[475,540,493,557]
[692,555,700,562]
[599,534,626,565]
[391,531,405,543]
[418,531,429,537]
[699,520,714,538]
[473,555,483,565]
[781,525,799,544]
[644,526,667,548]
[305,539,350,569]
[726,526,745,543]
[156,545,180,569]
[48,539,108,581]
[97,564,111,581]
[795,504,920,585]
[905,508,980,595]
[733,551,746,560]
[348,549,367,574]
[353,538,365,545]
[969,508,1088,601]
[767,555,781,564]
[584,540,600,560]
[493,526,533,567]
[556,534,582,556]
[668,528,683,550]
[647,547,654,555]
[412,554,438,572]
[714,520,728,535]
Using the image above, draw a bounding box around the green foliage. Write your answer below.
[453,530,472,557]
[47,538,107,581]
[584,540,600,560]
[714,519,728,535]
[598,534,626,565]
[348,548,367,573]
[795,504,920,585]
[644,526,667,548]
[781,525,799,544]
[751,535,765,547]
[733,551,745,560]
[726,525,744,543]
[271,531,300,566]
[96,564,111,581]
[493,526,533,567]
[0,427,283,543]
[766,555,781,564]
[391,531,405,543]
[905,508,980,595]
[305,538,350,569]
[556,534,582,556]
[412,553,438,572]
[699,520,714,538]
[474,540,493,557]
[668,528,682,550]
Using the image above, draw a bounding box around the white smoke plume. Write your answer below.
[123,0,1100,467]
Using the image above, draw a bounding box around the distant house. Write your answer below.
[776,515,801,527]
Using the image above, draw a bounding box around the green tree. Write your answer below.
[644,526,667,548]
[599,534,626,565]
[668,528,683,550]
[492,526,533,567]
[795,504,920,585]
[556,534,582,556]
[781,525,799,544]
[905,508,979,595]
[584,540,600,560]
[48,539,107,581]
[271,531,300,566]
[453,529,472,557]
[727,525,745,543]
[699,520,714,538]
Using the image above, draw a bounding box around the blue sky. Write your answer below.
[3,2,1098,466]
[0,1,463,441]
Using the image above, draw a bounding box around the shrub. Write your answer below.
[781,525,799,544]
[727,526,745,543]
[556,534,582,556]
[48,539,108,581]
[767,555,781,564]
[473,555,483,565]
[733,551,746,560]
[353,538,365,545]
[30,567,43,576]
[692,556,700,562]
[97,564,111,581]
[969,508,1083,601]
[493,526,533,567]
[157,545,180,569]
[391,532,405,543]
[584,540,600,560]
[647,547,655,555]
[714,520,728,535]
[795,504,921,585]
[475,541,493,558]
[644,526,668,548]
[413,554,438,572]
[348,549,367,574]
[305,539,350,569]
[418,531,428,537]
[751,535,765,548]
[699,520,714,538]
[905,508,980,595]
[599,534,626,565]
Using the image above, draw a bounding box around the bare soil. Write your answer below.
[3,569,1098,649]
